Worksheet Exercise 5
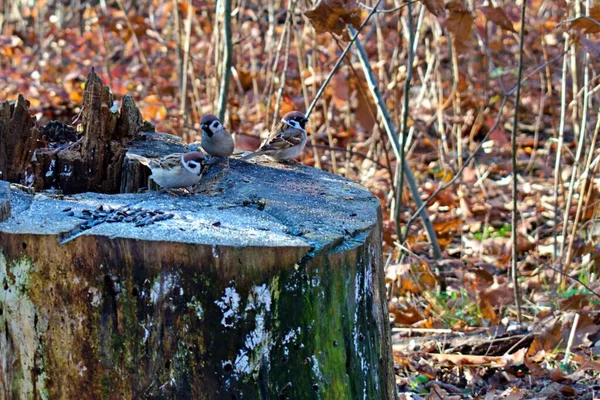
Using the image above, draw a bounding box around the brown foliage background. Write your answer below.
[3,0,600,396]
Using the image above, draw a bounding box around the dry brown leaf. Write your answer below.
[446,1,474,54]
[389,298,425,325]
[419,272,437,288]
[304,0,361,36]
[479,6,517,33]
[477,293,498,324]
[572,353,600,372]
[559,293,591,311]
[528,320,562,361]
[421,0,445,17]
[431,348,526,367]
[569,5,600,34]
[424,383,460,400]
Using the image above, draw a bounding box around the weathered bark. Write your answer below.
[0,160,395,399]
[0,181,10,222]
[0,69,146,194]
[0,95,40,184]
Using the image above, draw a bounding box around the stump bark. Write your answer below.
[0,69,143,194]
[0,159,395,399]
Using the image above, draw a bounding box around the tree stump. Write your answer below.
[0,96,41,184]
[0,69,144,194]
[0,158,395,398]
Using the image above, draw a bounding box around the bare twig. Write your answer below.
[564,313,580,366]
[359,0,419,13]
[552,37,570,276]
[272,0,297,125]
[395,0,415,249]
[351,26,441,260]
[563,58,596,274]
[542,263,600,299]
[294,24,322,170]
[509,0,527,324]
[179,1,194,117]
[216,0,233,121]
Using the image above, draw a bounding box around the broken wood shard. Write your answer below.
[0,95,40,184]
[0,69,144,194]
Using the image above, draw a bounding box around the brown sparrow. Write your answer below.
[241,111,308,161]
[128,151,207,189]
[200,114,235,158]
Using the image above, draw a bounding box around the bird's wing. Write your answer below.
[259,127,304,152]
[157,153,185,170]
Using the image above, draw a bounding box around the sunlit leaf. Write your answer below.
[446,1,474,54]
[479,6,517,33]
[304,0,361,36]
[569,5,600,34]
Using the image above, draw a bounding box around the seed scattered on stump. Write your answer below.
[72,204,175,230]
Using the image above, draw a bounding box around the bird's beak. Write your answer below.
[201,123,212,137]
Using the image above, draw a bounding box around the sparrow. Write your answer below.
[200,114,235,158]
[128,151,207,189]
[240,111,308,162]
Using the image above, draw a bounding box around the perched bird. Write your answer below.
[200,114,235,158]
[128,152,207,189]
[241,111,308,162]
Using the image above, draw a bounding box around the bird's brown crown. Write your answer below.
[182,152,207,163]
[201,114,219,125]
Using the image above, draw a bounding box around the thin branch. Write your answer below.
[552,37,570,277]
[560,38,592,277]
[509,0,527,324]
[359,0,419,13]
[351,25,441,260]
[179,2,193,116]
[395,0,415,252]
[272,0,297,124]
[216,0,233,121]
[115,0,152,79]
[542,263,600,300]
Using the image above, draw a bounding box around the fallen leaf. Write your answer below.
[304,0,361,36]
[569,5,600,34]
[479,6,517,33]
[446,1,474,54]
[421,0,445,17]
[431,348,526,367]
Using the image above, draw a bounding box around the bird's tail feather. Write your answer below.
[127,153,151,166]
[240,151,260,161]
